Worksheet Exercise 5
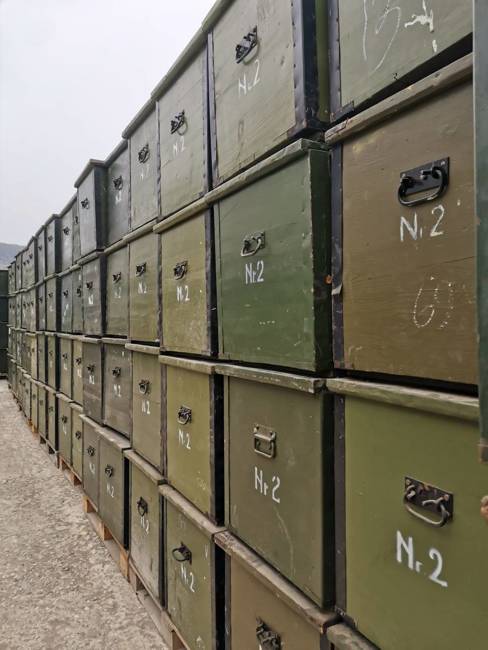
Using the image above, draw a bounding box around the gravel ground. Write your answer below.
[0,380,166,650]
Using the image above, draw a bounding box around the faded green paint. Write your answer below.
[71,407,83,479]
[31,382,39,429]
[45,216,60,276]
[98,427,130,547]
[82,417,100,508]
[216,148,331,371]
[37,283,46,331]
[82,340,103,424]
[165,361,219,518]
[27,333,37,380]
[476,0,488,446]
[72,267,83,333]
[8,297,16,328]
[37,334,46,384]
[161,212,210,355]
[46,387,57,449]
[60,207,73,272]
[129,232,160,343]
[77,165,107,258]
[72,202,81,263]
[38,384,46,437]
[106,144,130,246]
[15,293,22,330]
[24,375,32,421]
[8,262,16,295]
[342,79,476,385]
[106,246,129,337]
[103,340,132,437]
[224,370,334,607]
[72,338,84,406]
[36,230,46,283]
[130,346,162,472]
[164,498,219,650]
[46,334,58,390]
[45,277,59,332]
[82,257,105,337]
[126,451,164,602]
[343,388,484,650]
[128,108,159,230]
[57,393,72,464]
[158,49,207,217]
[60,272,73,333]
[15,252,22,292]
[338,0,471,111]
[59,336,73,398]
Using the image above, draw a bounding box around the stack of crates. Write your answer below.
[0,269,7,377]
[4,1,485,649]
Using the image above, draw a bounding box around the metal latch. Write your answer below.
[113,175,123,190]
[138,379,150,395]
[81,198,90,209]
[112,366,121,377]
[135,262,146,276]
[63,226,70,235]
[112,272,122,283]
[398,158,449,207]
[177,406,192,425]
[173,260,188,280]
[104,465,114,478]
[138,144,150,164]
[241,231,265,257]
[170,110,186,134]
[256,619,281,650]
[87,446,95,457]
[236,26,258,64]
[137,497,148,517]
[171,543,192,564]
[404,477,453,527]
[253,425,276,459]
[85,281,93,290]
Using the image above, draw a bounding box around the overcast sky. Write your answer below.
[0,0,211,246]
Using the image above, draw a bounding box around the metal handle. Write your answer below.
[138,144,150,163]
[112,272,122,283]
[170,110,186,134]
[87,445,95,457]
[76,286,82,297]
[48,235,53,242]
[173,260,188,280]
[177,405,192,425]
[63,226,70,235]
[62,353,68,360]
[138,379,150,395]
[135,263,146,276]
[87,364,95,372]
[75,357,82,365]
[81,198,90,209]
[171,544,192,564]
[63,290,69,297]
[253,425,277,459]
[137,497,148,517]
[48,406,54,413]
[398,159,449,207]
[403,477,453,528]
[112,175,123,190]
[39,296,43,303]
[112,366,121,377]
[256,619,281,650]
[48,292,53,298]
[75,430,82,440]
[74,214,79,224]
[38,243,43,251]
[104,464,114,478]
[85,281,93,290]
[61,415,68,423]
[241,231,265,257]
[236,26,258,63]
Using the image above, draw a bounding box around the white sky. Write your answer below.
[0,0,211,245]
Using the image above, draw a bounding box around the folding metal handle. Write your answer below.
[398,158,449,208]
[38,243,43,251]
[173,260,187,280]
[137,497,148,517]
[75,357,82,365]
[112,366,121,377]
[74,214,79,224]
[63,226,70,235]
[170,110,186,134]
[236,26,258,63]
[29,253,33,260]
[75,430,82,440]
[112,272,122,283]
[61,415,68,423]
[138,379,150,395]
[256,619,281,650]
[80,198,90,209]
[86,363,95,373]
[138,144,150,163]
[403,477,453,528]
[85,281,93,290]
[87,445,95,457]
[104,464,114,478]
[76,286,82,297]
[48,292,53,298]
[39,296,44,303]
[177,405,192,425]
[112,175,123,190]
[241,231,265,257]
[62,353,68,360]
[253,425,276,459]
[171,543,192,564]
[63,290,69,297]
[135,263,146,276]
[48,235,53,242]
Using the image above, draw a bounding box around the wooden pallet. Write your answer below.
[58,456,82,487]
[128,561,186,650]
[82,495,130,580]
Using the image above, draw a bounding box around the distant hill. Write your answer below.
[0,242,23,269]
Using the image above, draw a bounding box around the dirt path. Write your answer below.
[0,380,166,649]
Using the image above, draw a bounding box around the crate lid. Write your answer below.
[125,342,159,355]
[124,449,164,484]
[104,139,128,168]
[160,484,225,538]
[101,337,129,347]
[121,95,156,139]
[98,423,131,452]
[327,624,378,650]
[215,363,327,394]
[59,194,77,217]
[56,391,73,405]
[74,159,105,188]
[326,378,479,421]
[159,354,217,375]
